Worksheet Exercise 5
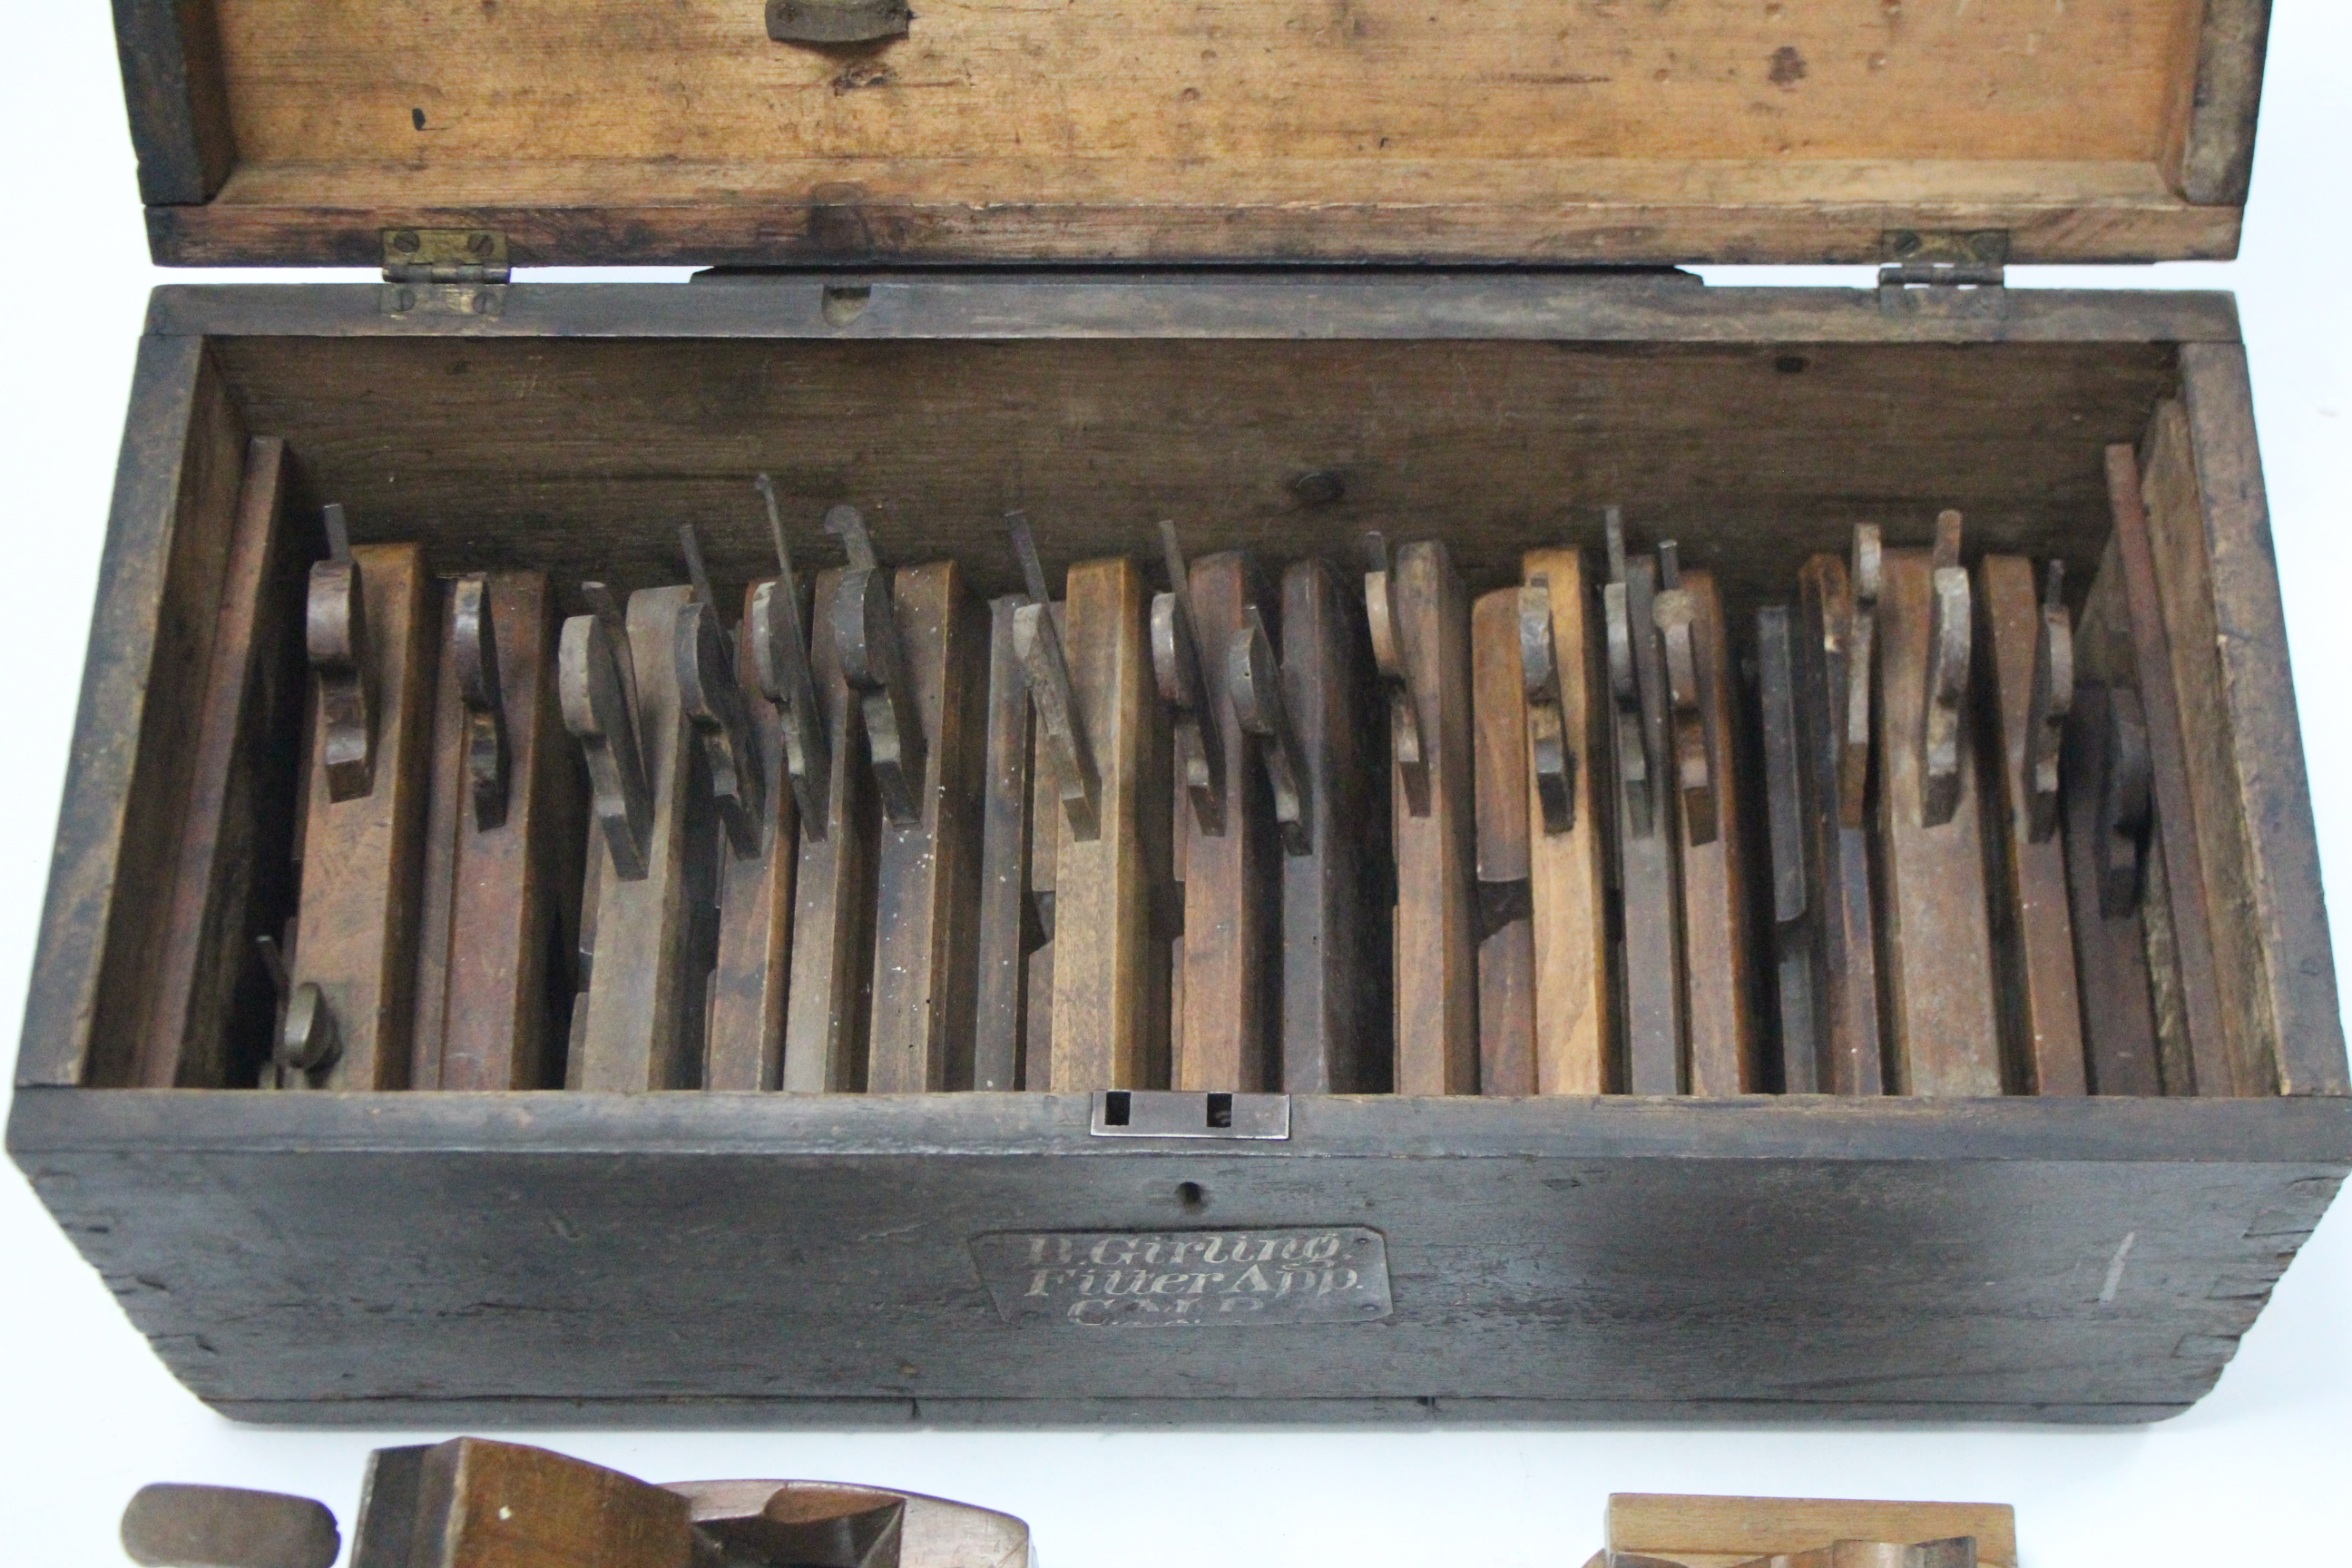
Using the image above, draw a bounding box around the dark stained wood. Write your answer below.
[573,586,708,1092]
[1521,547,1610,1095]
[289,544,435,1091]
[2174,348,2345,1094]
[1268,560,1385,1093]
[972,597,1034,1092]
[1794,556,1882,1095]
[1757,605,1816,1093]
[1024,686,1062,1090]
[13,1087,2348,1424]
[1472,588,1536,1098]
[2062,682,2162,1097]
[413,573,580,1090]
[2174,0,2272,207]
[1388,541,1477,1096]
[866,563,986,1094]
[1975,556,2087,1096]
[706,582,799,1093]
[1873,549,2002,1096]
[2136,400,2280,1098]
[406,1439,692,1568]
[1173,554,1278,1093]
[113,0,239,204]
[60,344,253,1091]
[782,570,875,1093]
[1615,552,1685,1095]
[120,1483,339,1568]
[1678,571,1757,1096]
[139,436,307,1088]
[2102,445,2230,1100]
[198,334,2189,622]
[1049,558,1165,1092]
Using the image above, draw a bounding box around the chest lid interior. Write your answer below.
[122,0,2269,270]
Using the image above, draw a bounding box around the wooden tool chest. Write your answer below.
[8,0,2345,1426]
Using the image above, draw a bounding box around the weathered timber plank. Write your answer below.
[1873,550,2002,1095]
[1795,557,1881,1094]
[782,570,875,1093]
[1050,558,1161,1092]
[1275,560,1385,1093]
[289,544,434,1091]
[413,572,578,1090]
[1389,542,1477,1096]
[1174,554,1278,1093]
[866,563,986,1093]
[1522,547,1610,1095]
[707,581,799,1092]
[1472,588,1535,1097]
[139,435,305,1088]
[574,586,707,1092]
[2175,347,2345,1094]
[1975,555,2086,1096]
[972,596,1033,1092]
[2106,437,2232,1097]
[113,0,239,204]
[1679,570,1758,1095]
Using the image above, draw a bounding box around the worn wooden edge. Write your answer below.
[113,0,238,206]
[189,1392,2222,1427]
[15,337,213,1089]
[141,196,2246,270]
[2179,0,2273,207]
[2176,345,2347,1094]
[1606,1494,2016,1566]
[140,279,2249,346]
[12,1085,2352,1164]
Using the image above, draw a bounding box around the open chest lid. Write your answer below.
[122,0,2269,270]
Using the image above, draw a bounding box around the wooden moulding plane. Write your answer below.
[117,1437,1031,1568]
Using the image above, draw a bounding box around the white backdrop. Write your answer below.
[3,3,2347,1563]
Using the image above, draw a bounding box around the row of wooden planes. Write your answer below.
[236,444,2202,1102]
[113,1441,2014,1568]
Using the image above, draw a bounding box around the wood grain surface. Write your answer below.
[1472,587,1535,1097]
[1975,555,2087,1096]
[1175,554,1278,1093]
[292,543,435,1091]
[1273,559,1385,1093]
[139,436,306,1089]
[1049,558,1162,1092]
[1608,1494,2018,1568]
[2134,405,2270,1095]
[407,1438,692,1568]
[412,572,581,1090]
[162,0,2244,265]
[865,562,986,1093]
[973,595,1034,1092]
[706,581,799,1092]
[573,586,707,1092]
[1520,547,1610,1095]
[1389,541,1477,1096]
[782,570,875,1093]
[1873,551,2001,1095]
[1795,556,1882,1094]
[1678,570,1758,1095]
[1616,554,1685,1095]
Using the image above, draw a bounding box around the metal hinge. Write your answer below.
[380,229,509,318]
[1877,230,2009,318]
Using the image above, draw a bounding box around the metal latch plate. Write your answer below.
[1090,1090,1291,1140]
